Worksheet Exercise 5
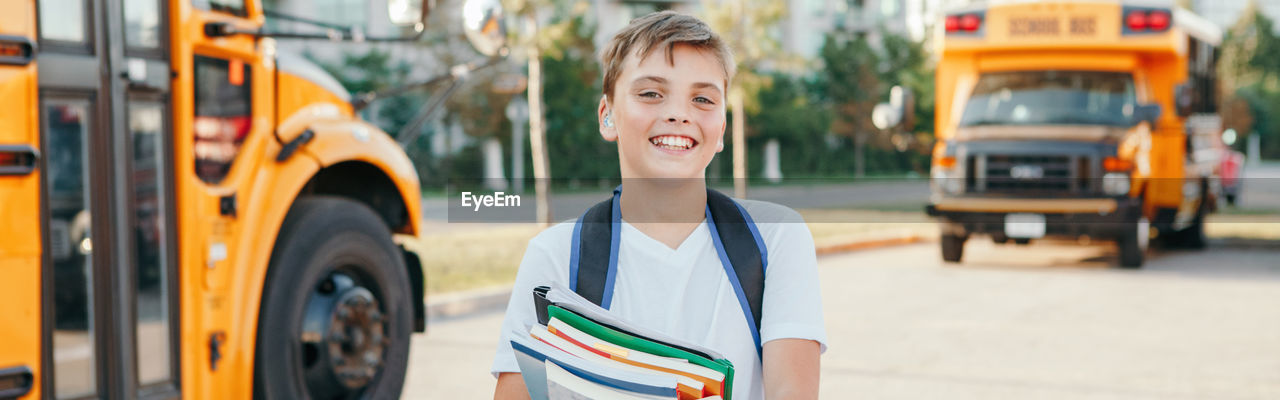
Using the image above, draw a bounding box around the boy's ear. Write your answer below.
[716,122,725,152]
[598,96,617,142]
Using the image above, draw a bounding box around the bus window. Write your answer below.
[959,71,1136,128]
[38,0,88,44]
[123,0,162,49]
[129,101,173,386]
[193,55,252,184]
[43,98,97,399]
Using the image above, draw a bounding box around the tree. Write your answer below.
[746,73,833,177]
[817,29,882,177]
[1219,2,1280,158]
[877,30,934,172]
[539,15,620,182]
[1246,9,1280,86]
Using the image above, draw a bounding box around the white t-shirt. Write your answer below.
[490,199,828,400]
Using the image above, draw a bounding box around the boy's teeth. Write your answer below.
[650,136,694,150]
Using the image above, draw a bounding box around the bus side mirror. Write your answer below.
[388,0,430,28]
[1135,104,1162,129]
[872,86,914,131]
[1174,83,1193,117]
[461,0,507,57]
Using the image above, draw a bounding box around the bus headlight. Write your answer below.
[932,168,964,195]
[1103,172,1130,196]
[944,176,963,194]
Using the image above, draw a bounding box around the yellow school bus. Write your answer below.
[925,0,1222,268]
[0,0,503,398]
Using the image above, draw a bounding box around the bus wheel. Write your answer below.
[255,197,412,400]
[941,233,966,263]
[1180,198,1208,249]
[1118,217,1149,268]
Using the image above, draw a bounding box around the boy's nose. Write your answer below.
[667,117,690,124]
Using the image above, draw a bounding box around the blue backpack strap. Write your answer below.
[572,187,767,358]
[704,189,766,358]
[570,187,622,309]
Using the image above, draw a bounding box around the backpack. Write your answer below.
[569,187,767,357]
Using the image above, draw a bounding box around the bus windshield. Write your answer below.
[959,71,1137,127]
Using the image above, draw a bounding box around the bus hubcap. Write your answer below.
[302,271,387,395]
[328,287,385,389]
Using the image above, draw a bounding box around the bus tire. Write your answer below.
[941,233,965,263]
[1118,217,1149,269]
[254,196,412,400]
[1180,197,1208,250]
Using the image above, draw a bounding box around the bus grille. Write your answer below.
[968,154,1091,194]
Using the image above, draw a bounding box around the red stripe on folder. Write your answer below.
[547,326,614,358]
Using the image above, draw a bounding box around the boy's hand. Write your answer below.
[763,338,821,400]
[493,372,530,400]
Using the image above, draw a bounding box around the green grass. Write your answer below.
[408,224,542,295]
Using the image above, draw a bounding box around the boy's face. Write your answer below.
[600,43,727,181]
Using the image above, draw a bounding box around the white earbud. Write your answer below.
[604,113,613,127]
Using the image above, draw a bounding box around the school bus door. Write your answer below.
[35,0,180,397]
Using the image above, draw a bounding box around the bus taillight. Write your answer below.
[945,13,984,35]
[1148,10,1170,31]
[1126,11,1147,30]
[1124,8,1171,33]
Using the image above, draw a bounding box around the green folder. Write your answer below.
[546,305,736,400]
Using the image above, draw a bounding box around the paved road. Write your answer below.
[1238,162,1280,210]
[402,239,1280,399]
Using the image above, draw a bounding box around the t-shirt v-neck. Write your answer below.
[618,218,711,257]
[610,219,730,346]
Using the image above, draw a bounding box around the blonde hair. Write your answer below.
[599,11,735,102]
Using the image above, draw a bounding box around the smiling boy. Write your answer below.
[491,11,826,399]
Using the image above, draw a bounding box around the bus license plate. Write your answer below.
[1005,213,1046,239]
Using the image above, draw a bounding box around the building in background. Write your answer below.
[782,0,922,58]
[591,0,928,67]
[591,0,698,52]
[1191,0,1280,32]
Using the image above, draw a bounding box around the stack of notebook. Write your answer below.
[510,284,736,400]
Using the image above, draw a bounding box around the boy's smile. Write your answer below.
[600,43,728,180]
[648,134,697,152]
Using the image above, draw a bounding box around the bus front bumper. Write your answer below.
[926,197,1143,239]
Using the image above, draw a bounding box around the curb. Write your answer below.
[425,285,513,322]
[424,234,929,321]
[815,234,930,255]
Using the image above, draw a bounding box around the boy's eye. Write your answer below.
[695,97,715,105]
[639,92,661,98]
